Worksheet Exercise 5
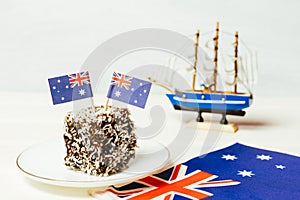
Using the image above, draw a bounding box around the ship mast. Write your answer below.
[234,31,239,93]
[192,29,200,91]
[213,22,219,92]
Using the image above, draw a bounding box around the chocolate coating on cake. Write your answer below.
[63,106,137,176]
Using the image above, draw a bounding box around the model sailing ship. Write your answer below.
[150,22,255,127]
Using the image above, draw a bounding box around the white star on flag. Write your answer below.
[114,90,121,97]
[78,89,86,96]
[276,165,286,169]
[237,170,255,177]
[256,154,272,160]
[222,154,237,161]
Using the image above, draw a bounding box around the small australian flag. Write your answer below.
[48,71,93,105]
[107,72,152,108]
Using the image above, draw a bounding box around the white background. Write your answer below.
[1,0,300,96]
[1,0,300,199]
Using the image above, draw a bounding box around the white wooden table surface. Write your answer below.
[1,92,299,199]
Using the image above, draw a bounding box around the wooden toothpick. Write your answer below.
[105,98,110,111]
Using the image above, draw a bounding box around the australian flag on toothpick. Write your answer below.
[48,71,93,105]
[93,143,300,200]
[107,72,152,108]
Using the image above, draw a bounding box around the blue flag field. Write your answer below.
[48,71,93,105]
[95,143,300,200]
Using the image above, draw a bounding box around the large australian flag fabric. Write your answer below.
[48,71,93,105]
[94,143,300,200]
[107,72,152,108]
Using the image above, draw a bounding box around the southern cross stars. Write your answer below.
[237,170,255,177]
[275,165,286,170]
[256,154,272,161]
[222,154,237,161]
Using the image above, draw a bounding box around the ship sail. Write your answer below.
[149,23,257,124]
[197,26,257,94]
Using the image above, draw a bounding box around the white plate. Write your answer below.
[16,139,170,187]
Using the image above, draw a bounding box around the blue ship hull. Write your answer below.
[166,92,251,113]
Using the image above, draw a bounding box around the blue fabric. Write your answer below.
[183,143,300,199]
[108,143,300,199]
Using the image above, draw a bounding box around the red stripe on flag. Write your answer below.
[127,171,212,200]
[169,164,182,181]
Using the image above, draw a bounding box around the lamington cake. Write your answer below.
[63,105,137,176]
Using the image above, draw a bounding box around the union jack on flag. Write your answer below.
[68,71,91,88]
[111,72,132,90]
[107,72,152,109]
[95,164,239,200]
[93,143,300,199]
[48,71,93,105]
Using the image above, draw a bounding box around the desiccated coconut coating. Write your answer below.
[63,106,137,176]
